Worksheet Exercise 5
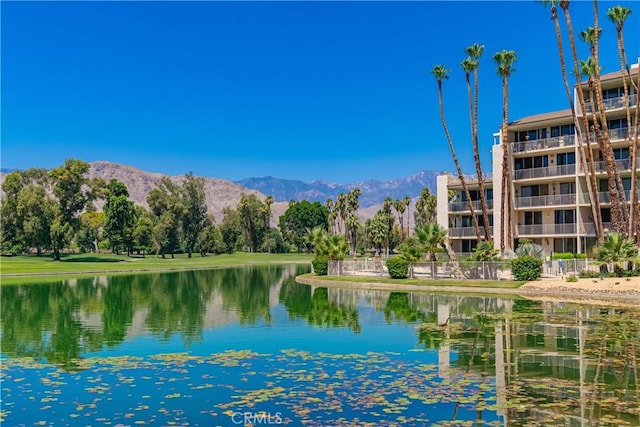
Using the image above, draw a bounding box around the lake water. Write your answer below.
[1,264,638,426]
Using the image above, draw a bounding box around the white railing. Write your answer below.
[328,260,512,280]
[511,134,576,153]
[515,193,576,208]
[448,226,494,238]
[584,93,638,113]
[447,173,493,186]
[589,157,639,173]
[587,126,639,144]
[448,199,494,212]
[517,223,577,235]
[514,164,576,180]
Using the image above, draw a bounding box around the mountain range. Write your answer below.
[2,161,440,222]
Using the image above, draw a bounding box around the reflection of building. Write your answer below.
[437,62,639,255]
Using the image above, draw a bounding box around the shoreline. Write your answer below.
[296,275,640,306]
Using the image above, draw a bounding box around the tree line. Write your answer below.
[1,158,443,259]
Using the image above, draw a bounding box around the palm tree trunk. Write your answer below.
[466,73,492,241]
[500,78,513,251]
[437,81,482,241]
[561,4,603,242]
[592,0,627,235]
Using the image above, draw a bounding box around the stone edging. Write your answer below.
[295,276,640,303]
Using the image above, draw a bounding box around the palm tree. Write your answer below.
[542,0,603,243]
[414,222,447,279]
[399,237,422,279]
[414,222,447,262]
[464,43,492,241]
[306,226,327,253]
[594,232,639,273]
[393,199,406,240]
[493,50,518,252]
[383,196,393,257]
[588,5,629,234]
[431,64,481,241]
[325,198,335,233]
[580,57,606,242]
[403,195,412,236]
[607,5,639,241]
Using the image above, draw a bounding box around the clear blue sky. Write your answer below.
[2,1,638,184]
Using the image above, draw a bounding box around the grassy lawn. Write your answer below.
[0,252,313,277]
[298,273,524,289]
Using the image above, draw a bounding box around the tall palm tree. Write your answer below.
[543,0,603,242]
[431,64,481,241]
[393,199,406,240]
[325,198,335,233]
[607,5,639,240]
[582,24,628,234]
[414,222,447,262]
[403,195,412,236]
[580,57,605,241]
[493,50,517,252]
[383,196,393,257]
[464,43,492,241]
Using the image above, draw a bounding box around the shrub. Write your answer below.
[311,255,329,276]
[386,256,409,279]
[511,256,543,281]
[552,252,587,260]
[566,275,578,282]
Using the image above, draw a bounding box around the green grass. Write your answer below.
[298,273,524,289]
[0,252,313,278]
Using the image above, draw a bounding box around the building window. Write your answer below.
[462,240,477,253]
[557,152,575,165]
[608,118,627,129]
[554,238,576,253]
[559,182,575,194]
[602,87,622,99]
[514,155,549,170]
[613,147,630,160]
[524,211,542,225]
[555,209,576,224]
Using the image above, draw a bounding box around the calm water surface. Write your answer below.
[1,264,638,426]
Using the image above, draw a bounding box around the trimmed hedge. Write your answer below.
[511,256,543,281]
[552,252,587,259]
[386,256,409,279]
[312,256,329,276]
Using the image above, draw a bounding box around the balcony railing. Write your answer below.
[513,164,576,180]
[511,134,576,154]
[582,222,613,234]
[589,157,639,173]
[515,193,576,208]
[517,223,577,235]
[584,93,638,113]
[580,190,639,204]
[587,126,639,144]
[449,226,494,238]
[448,199,494,212]
[447,173,493,186]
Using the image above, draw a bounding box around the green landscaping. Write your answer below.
[0,252,313,278]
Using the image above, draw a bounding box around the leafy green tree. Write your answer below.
[365,210,392,254]
[77,211,105,253]
[180,173,208,258]
[103,179,136,255]
[147,178,185,258]
[133,208,154,257]
[279,200,329,252]
[219,206,244,253]
[16,184,56,255]
[196,215,225,256]
[238,194,269,252]
[49,159,103,260]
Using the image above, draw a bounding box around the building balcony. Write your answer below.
[587,126,639,145]
[583,93,638,113]
[515,193,577,208]
[513,164,576,181]
[511,134,575,154]
[448,226,493,238]
[579,190,639,204]
[588,157,640,173]
[446,173,493,186]
[448,199,494,212]
[517,223,577,235]
[582,222,613,235]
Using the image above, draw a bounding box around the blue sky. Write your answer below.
[2,1,638,184]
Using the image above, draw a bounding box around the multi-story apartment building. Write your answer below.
[437,62,639,256]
